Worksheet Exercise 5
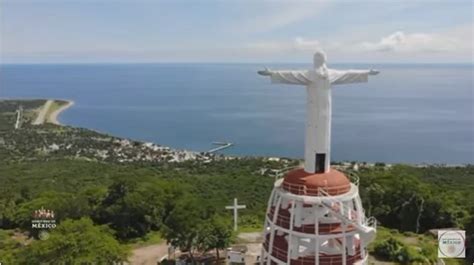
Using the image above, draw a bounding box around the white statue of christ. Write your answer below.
[258,50,379,174]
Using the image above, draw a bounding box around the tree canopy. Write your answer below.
[161,196,234,262]
[16,218,129,264]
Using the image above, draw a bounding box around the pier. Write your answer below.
[208,142,233,153]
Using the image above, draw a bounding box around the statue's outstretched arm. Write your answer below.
[258,67,272,76]
[258,68,310,85]
[329,69,379,85]
[369,69,380,75]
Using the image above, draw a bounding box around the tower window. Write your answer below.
[315,153,326,173]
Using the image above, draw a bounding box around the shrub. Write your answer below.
[373,237,404,260]
[373,237,432,264]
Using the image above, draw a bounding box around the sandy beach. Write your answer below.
[49,100,74,125]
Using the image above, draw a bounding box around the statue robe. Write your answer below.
[269,68,373,173]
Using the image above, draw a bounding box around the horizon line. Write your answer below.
[1,61,473,65]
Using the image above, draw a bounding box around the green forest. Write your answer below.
[0,100,472,264]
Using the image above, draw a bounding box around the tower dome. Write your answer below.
[282,168,351,196]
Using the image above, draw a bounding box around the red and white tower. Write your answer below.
[258,50,379,265]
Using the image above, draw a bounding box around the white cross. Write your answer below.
[225,198,246,231]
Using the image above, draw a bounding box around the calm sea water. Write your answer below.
[1,63,473,164]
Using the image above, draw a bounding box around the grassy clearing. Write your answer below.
[126,231,164,248]
[238,225,263,234]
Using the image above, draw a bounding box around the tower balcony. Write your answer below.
[267,206,358,235]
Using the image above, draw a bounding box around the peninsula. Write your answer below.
[30,99,74,125]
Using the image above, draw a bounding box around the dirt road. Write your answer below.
[129,243,169,265]
[129,232,262,264]
[32,99,53,125]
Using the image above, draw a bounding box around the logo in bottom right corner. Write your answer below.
[438,230,465,258]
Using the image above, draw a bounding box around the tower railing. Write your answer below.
[365,216,377,230]
[318,187,377,231]
[267,207,358,234]
[263,241,287,262]
[281,174,359,196]
[264,240,364,265]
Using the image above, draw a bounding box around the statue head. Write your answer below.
[313,50,327,68]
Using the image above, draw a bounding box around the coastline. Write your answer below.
[44,98,472,167]
[1,98,471,166]
[49,100,74,125]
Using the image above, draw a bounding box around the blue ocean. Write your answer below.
[1,63,473,164]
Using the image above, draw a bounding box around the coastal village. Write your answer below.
[0,99,224,164]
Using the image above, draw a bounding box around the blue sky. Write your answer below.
[1,0,472,63]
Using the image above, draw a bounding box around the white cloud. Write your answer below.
[245,37,321,54]
[243,23,473,62]
[233,0,329,34]
[357,30,467,53]
[294,37,321,51]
